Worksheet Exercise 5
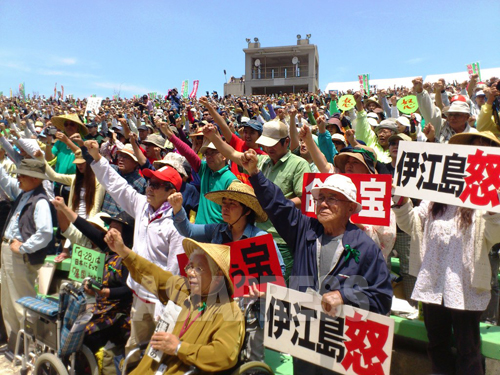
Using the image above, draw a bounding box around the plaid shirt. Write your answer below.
[101,166,147,216]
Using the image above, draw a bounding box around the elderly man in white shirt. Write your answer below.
[84,140,185,356]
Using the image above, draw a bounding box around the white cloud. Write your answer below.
[405,57,424,64]
[0,61,32,72]
[59,57,77,65]
[38,69,98,79]
[93,82,153,93]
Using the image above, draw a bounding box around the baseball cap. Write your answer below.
[396,116,411,127]
[243,120,263,134]
[388,133,413,143]
[143,166,182,191]
[256,121,289,147]
[450,94,467,103]
[444,101,470,114]
[310,174,362,214]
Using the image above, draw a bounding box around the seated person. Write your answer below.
[104,230,244,374]
[52,197,134,353]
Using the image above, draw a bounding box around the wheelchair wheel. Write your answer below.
[34,353,69,375]
[231,361,274,375]
[67,345,99,375]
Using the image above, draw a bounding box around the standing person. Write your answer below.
[160,124,237,225]
[83,140,185,357]
[44,113,88,174]
[241,150,392,375]
[199,96,266,185]
[393,131,500,375]
[0,159,54,349]
[203,122,313,284]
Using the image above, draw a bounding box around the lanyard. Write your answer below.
[179,304,206,338]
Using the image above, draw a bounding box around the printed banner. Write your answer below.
[189,80,199,99]
[182,80,189,99]
[466,62,481,81]
[85,96,103,115]
[302,173,392,226]
[394,141,500,212]
[148,92,157,100]
[19,83,26,100]
[61,85,64,100]
[264,284,394,375]
[358,74,370,96]
[69,245,105,283]
[396,95,419,114]
[54,83,57,98]
[338,95,356,111]
[177,234,285,297]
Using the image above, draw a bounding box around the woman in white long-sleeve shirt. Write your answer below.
[393,131,500,375]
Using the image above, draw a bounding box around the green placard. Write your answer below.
[397,95,419,114]
[338,95,356,111]
[69,245,105,283]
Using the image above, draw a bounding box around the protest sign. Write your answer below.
[228,234,285,297]
[85,96,103,115]
[264,284,394,374]
[396,95,418,114]
[69,245,105,283]
[338,95,356,111]
[177,234,285,296]
[189,80,199,99]
[358,74,370,96]
[466,62,481,81]
[394,141,500,212]
[302,173,392,226]
[182,80,189,99]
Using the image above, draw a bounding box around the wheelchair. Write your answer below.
[122,299,274,375]
[14,281,98,375]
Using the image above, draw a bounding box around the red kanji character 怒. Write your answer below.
[459,149,500,206]
[341,312,389,375]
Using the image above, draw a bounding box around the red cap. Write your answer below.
[143,166,182,191]
[450,94,467,103]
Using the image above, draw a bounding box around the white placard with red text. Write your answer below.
[394,141,500,212]
[264,284,394,374]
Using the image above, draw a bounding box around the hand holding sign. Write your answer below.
[337,95,356,111]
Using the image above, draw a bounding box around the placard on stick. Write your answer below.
[177,234,285,297]
[69,245,105,283]
[302,173,392,226]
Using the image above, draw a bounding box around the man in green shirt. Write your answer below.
[203,121,311,283]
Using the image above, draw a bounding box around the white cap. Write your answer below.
[445,101,470,114]
[367,118,378,127]
[310,174,362,214]
[331,133,347,146]
[396,116,411,127]
[117,144,139,162]
[256,121,289,147]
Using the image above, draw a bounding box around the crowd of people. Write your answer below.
[0,72,499,375]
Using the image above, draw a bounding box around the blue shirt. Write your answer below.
[173,206,285,276]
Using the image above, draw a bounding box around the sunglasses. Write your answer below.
[146,180,168,190]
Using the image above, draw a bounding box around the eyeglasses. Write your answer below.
[146,180,168,190]
[447,113,465,118]
[185,264,205,275]
[313,196,351,205]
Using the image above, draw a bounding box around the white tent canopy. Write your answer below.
[325,67,500,92]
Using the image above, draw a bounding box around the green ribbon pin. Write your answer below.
[344,245,360,264]
[198,302,207,311]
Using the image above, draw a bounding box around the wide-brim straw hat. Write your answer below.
[448,131,500,147]
[72,150,86,164]
[334,145,378,174]
[51,114,88,136]
[182,238,233,295]
[87,212,110,233]
[205,181,268,223]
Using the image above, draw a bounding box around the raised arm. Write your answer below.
[199,97,232,143]
[202,124,245,167]
[299,124,332,173]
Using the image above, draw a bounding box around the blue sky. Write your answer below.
[1,0,499,99]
